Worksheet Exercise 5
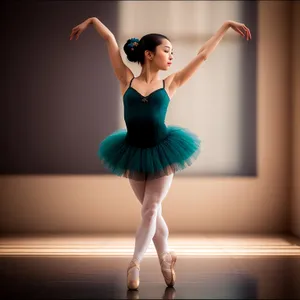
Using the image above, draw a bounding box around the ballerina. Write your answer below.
[69,17,251,290]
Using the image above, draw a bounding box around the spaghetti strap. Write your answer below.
[129,77,135,87]
[162,79,165,88]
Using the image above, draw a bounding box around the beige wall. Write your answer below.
[0,1,298,235]
[291,1,300,237]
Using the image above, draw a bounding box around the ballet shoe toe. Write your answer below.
[127,258,140,290]
[158,251,177,287]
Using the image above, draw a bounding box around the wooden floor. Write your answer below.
[1,234,300,299]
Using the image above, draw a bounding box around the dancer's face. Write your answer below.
[147,39,174,71]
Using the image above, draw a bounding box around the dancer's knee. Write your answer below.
[155,204,161,217]
[141,203,159,225]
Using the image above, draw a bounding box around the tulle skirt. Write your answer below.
[97,125,201,181]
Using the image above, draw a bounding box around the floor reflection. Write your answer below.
[1,256,300,299]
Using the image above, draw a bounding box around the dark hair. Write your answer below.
[123,33,170,65]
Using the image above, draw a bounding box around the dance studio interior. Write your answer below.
[1,1,300,299]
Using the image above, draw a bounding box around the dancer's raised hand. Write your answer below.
[228,20,252,41]
[69,18,91,41]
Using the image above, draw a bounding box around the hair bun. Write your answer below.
[124,38,140,63]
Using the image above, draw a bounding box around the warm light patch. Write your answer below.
[0,235,299,256]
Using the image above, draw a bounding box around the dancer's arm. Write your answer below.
[169,20,251,89]
[69,17,133,85]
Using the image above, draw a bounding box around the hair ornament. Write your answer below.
[128,38,140,50]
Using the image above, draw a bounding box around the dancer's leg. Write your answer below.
[129,178,171,256]
[128,178,146,206]
[152,204,170,255]
[132,173,174,263]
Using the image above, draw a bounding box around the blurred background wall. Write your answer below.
[1,1,299,236]
[291,1,300,237]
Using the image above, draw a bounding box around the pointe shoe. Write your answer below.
[127,258,140,290]
[158,251,177,287]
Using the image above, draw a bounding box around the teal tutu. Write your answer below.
[97,125,201,181]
